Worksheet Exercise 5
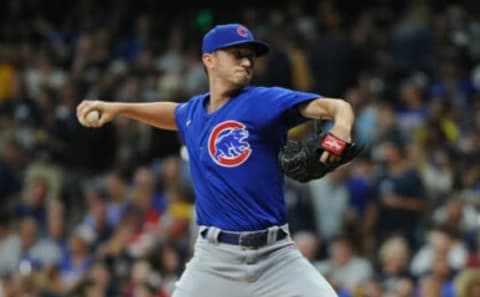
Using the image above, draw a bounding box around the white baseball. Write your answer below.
[85,110,100,123]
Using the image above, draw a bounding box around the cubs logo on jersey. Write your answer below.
[208,120,252,167]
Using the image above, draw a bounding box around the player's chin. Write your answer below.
[235,73,252,85]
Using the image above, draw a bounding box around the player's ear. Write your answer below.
[202,53,214,69]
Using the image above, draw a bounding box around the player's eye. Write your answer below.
[230,49,256,60]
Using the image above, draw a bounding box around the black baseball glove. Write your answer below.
[278,131,365,183]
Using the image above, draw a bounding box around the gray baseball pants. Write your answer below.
[172,225,338,297]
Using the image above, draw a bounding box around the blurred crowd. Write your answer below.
[1,0,480,296]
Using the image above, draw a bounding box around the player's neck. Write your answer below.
[207,96,229,113]
[208,83,242,113]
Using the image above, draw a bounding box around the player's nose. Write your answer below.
[240,56,253,68]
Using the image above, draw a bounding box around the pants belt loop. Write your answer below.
[206,227,221,245]
[280,224,290,236]
[198,226,208,234]
[267,226,279,245]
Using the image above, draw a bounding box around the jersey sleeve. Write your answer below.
[174,102,189,143]
[262,87,322,127]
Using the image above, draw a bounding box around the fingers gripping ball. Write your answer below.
[82,110,100,126]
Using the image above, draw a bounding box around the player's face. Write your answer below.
[213,45,256,86]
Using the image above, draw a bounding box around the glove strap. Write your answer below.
[320,133,347,156]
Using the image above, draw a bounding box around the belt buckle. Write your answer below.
[239,232,264,249]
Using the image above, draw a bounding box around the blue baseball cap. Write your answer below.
[202,23,270,56]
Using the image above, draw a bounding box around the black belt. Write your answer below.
[201,228,288,249]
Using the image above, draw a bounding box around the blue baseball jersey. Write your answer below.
[175,86,321,231]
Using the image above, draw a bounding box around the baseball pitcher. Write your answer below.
[77,23,363,297]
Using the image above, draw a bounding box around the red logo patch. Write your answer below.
[208,121,252,167]
[321,134,346,156]
[237,25,249,38]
